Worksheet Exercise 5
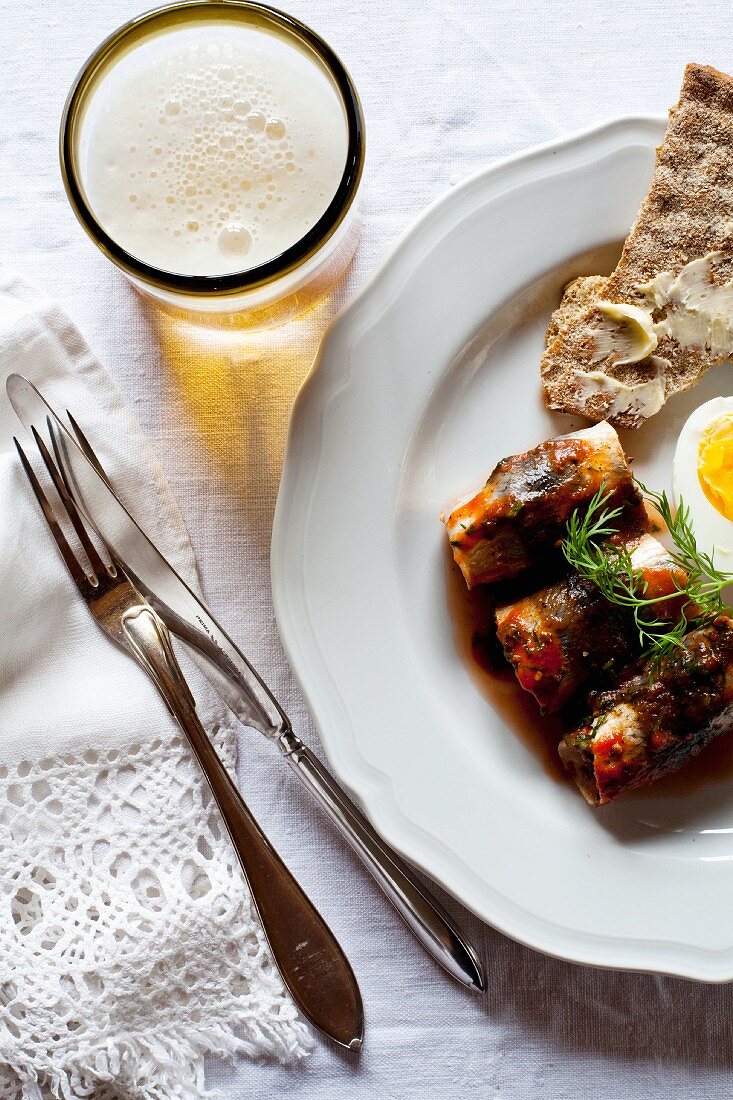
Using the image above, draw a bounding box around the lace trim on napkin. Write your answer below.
[0,731,312,1099]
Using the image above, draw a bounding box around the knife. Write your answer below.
[7,373,486,993]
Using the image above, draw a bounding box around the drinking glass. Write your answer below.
[60,0,365,327]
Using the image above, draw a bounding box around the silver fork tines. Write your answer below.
[15,431,114,597]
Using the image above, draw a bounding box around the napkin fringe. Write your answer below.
[10,1008,311,1099]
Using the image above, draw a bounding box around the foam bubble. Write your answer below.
[265,118,286,140]
[218,223,252,256]
[246,111,266,133]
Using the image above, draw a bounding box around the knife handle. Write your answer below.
[277,731,486,992]
[121,606,364,1050]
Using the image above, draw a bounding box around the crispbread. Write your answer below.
[543,275,609,347]
[541,64,733,428]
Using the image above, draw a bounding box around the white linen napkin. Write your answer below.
[0,269,311,1100]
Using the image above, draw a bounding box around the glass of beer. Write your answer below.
[60,1,365,327]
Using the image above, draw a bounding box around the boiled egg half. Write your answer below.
[673,396,733,569]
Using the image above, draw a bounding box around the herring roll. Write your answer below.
[495,533,687,713]
[443,421,647,589]
[559,616,733,805]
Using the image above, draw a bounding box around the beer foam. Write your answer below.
[79,21,349,276]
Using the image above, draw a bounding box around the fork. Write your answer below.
[14,428,364,1051]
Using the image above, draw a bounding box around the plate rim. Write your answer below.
[270,114,733,983]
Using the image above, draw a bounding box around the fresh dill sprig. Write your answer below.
[636,480,732,611]
[561,480,732,672]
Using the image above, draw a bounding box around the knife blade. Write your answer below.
[6,373,486,993]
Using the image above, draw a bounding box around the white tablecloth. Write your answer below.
[4,0,733,1095]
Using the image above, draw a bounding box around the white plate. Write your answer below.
[272,116,733,981]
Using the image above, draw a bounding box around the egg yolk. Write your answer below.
[698,413,733,521]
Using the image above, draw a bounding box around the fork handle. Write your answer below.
[277,732,485,991]
[120,605,363,1050]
